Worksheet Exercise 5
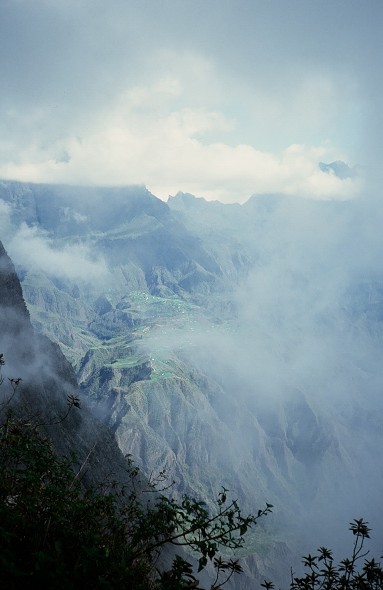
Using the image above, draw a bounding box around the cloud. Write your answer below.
[1,214,108,282]
[0,2,376,202]
[0,82,360,203]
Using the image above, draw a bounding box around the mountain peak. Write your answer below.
[168,192,208,208]
[319,160,356,179]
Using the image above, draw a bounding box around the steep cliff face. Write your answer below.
[0,240,137,488]
[0,241,33,357]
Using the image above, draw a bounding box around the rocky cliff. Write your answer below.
[0,239,138,489]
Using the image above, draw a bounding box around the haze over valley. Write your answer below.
[2,177,383,585]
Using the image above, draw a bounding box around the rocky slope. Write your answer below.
[0,239,140,490]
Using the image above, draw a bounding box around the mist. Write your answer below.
[2,176,383,587]
[0,199,109,283]
[137,189,383,559]
[8,223,109,282]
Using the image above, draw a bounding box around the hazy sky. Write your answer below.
[0,0,381,202]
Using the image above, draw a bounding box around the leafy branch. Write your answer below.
[263,517,383,590]
[0,354,269,589]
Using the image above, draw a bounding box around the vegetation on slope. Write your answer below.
[1,356,383,590]
[0,359,271,590]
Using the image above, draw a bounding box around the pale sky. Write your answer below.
[0,0,381,203]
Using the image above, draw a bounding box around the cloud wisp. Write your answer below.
[0,200,108,283]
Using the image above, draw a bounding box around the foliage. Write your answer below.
[5,354,383,590]
[262,518,383,590]
[0,356,271,589]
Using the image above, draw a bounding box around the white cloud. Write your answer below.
[5,223,109,282]
[0,79,360,204]
[0,2,376,204]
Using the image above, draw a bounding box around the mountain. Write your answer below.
[1,239,246,589]
[318,160,357,179]
[0,238,139,489]
[1,180,383,582]
[0,180,227,298]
